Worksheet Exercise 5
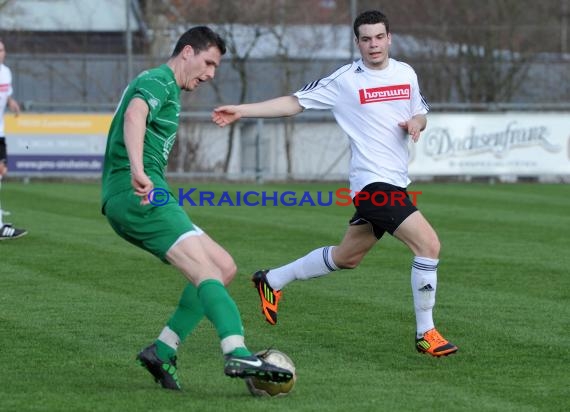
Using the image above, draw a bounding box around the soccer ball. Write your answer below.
[245,349,296,397]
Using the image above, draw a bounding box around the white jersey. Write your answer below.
[294,58,428,192]
[0,63,14,136]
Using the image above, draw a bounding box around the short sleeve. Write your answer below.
[410,72,429,116]
[132,75,171,122]
[293,64,352,110]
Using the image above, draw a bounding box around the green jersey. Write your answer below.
[101,64,180,205]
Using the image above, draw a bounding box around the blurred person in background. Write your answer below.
[0,39,27,240]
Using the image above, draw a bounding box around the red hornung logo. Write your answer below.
[359,84,410,104]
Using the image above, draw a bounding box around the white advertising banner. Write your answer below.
[5,113,111,173]
[408,112,570,176]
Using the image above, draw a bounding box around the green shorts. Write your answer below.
[103,189,202,262]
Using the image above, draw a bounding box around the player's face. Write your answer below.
[180,45,221,91]
[356,23,391,70]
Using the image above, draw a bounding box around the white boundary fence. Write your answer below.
[410,113,570,178]
[5,111,570,181]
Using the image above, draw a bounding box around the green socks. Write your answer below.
[155,279,251,361]
[228,347,251,357]
[198,279,251,356]
[198,279,244,339]
[167,283,205,340]
[156,283,205,361]
[155,340,176,361]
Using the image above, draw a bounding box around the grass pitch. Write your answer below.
[0,181,568,412]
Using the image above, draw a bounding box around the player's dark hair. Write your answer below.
[171,26,226,57]
[353,10,390,38]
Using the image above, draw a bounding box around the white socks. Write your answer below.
[411,256,438,337]
[220,335,246,355]
[266,246,339,290]
[158,326,180,351]
[264,250,439,338]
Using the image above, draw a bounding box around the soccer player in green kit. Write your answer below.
[101,26,292,391]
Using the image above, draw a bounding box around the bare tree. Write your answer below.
[266,4,350,177]
[143,0,278,174]
[0,0,12,11]
[359,0,563,104]
[431,0,536,103]
[199,0,276,174]
[156,0,348,175]
[217,24,268,173]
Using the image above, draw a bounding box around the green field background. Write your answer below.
[1,181,568,412]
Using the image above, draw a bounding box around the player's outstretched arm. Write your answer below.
[212,96,303,127]
[211,105,241,127]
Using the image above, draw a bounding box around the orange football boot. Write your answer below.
[252,270,282,325]
[416,328,458,357]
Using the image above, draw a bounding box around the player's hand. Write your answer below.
[8,99,20,117]
[398,119,422,143]
[131,173,154,205]
[212,106,242,127]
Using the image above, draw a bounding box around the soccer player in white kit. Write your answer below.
[212,10,457,357]
[0,39,27,240]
